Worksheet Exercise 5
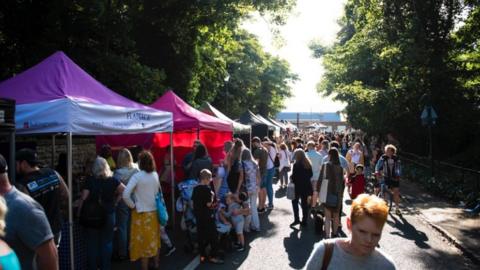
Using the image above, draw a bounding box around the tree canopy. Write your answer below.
[312,0,480,166]
[0,0,297,118]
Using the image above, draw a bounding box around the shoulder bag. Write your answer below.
[321,241,335,270]
[156,187,169,226]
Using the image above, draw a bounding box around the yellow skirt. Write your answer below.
[130,210,161,261]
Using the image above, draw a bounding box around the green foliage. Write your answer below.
[314,0,480,161]
[211,30,297,118]
[0,0,296,116]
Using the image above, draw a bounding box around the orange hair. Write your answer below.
[350,194,389,227]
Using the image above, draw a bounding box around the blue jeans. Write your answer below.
[115,202,130,257]
[266,168,275,207]
[86,212,115,270]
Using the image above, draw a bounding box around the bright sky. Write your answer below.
[242,0,347,113]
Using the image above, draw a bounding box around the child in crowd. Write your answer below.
[216,203,232,234]
[192,169,224,264]
[238,192,252,232]
[215,203,233,252]
[225,193,248,251]
[348,164,366,200]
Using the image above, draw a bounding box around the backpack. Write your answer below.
[227,160,241,192]
[274,154,280,168]
[80,179,107,229]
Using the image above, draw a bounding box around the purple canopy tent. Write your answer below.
[0,51,173,269]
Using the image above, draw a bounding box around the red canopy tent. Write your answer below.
[97,90,233,181]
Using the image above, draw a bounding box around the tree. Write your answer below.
[0,0,297,115]
[314,0,478,161]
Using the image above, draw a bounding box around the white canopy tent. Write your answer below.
[0,51,173,269]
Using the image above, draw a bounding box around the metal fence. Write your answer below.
[400,151,480,202]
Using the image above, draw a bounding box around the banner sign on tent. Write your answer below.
[16,98,173,135]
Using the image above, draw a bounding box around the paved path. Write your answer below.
[193,181,476,269]
[114,180,477,269]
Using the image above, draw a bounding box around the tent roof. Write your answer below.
[256,114,279,130]
[199,102,250,134]
[0,51,150,109]
[239,110,274,130]
[0,51,172,134]
[267,117,288,130]
[150,90,232,132]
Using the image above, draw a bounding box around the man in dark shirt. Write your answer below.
[15,148,69,245]
[192,169,223,264]
[182,140,201,178]
[0,153,59,270]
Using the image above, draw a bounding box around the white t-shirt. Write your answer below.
[304,239,396,270]
[307,150,323,181]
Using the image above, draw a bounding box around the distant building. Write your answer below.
[276,112,348,132]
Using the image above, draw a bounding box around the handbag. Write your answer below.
[325,193,338,208]
[274,154,280,168]
[268,149,280,168]
[155,191,169,226]
[321,163,339,208]
[319,165,329,203]
[286,182,296,200]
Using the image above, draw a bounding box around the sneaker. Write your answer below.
[165,245,176,256]
[236,244,245,251]
[258,208,266,214]
[266,205,274,210]
[208,257,224,264]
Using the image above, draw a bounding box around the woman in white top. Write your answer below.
[122,151,161,270]
[278,143,291,189]
[346,142,365,173]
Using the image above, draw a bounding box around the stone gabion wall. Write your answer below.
[14,135,97,175]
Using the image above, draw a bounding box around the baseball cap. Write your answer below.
[0,154,7,173]
[16,148,40,166]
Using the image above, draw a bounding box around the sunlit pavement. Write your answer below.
[194,181,476,270]
[114,180,476,270]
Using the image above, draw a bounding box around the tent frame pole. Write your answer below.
[169,131,175,227]
[9,132,15,184]
[51,134,56,168]
[67,133,74,270]
[249,127,252,151]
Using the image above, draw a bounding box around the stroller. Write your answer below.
[176,178,198,253]
[311,204,325,235]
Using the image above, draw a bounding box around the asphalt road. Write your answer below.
[113,180,476,270]
[193,182,476,270]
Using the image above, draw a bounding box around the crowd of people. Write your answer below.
[0,128,402,269]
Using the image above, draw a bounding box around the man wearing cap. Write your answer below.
[0,153,59,270]
[15,148,69,245]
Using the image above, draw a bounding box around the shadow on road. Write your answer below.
[196,206,278,269]
[283,224,322,269]
[387,213,431,249]
[275,186,286,199]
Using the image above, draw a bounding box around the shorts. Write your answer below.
[385,179,400,189]
[232,216,245,234]
[216,222,232,234]
[260,168,275,188]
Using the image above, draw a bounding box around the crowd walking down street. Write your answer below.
[0,129,478,270]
